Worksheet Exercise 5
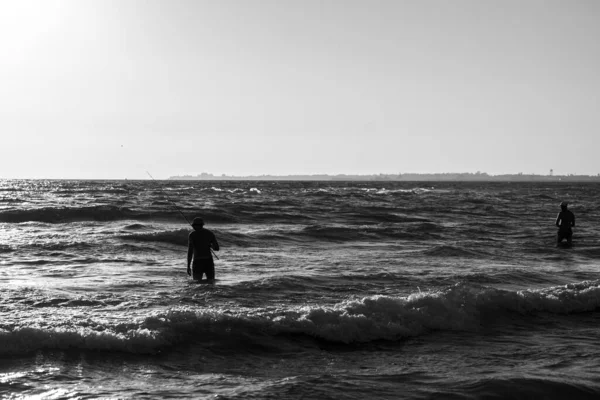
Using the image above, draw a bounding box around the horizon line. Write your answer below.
[2,172,600,180]
[170,171,600,177]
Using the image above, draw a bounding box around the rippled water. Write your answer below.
[1,180,600,399]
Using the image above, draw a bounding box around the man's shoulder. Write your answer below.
[195,228,216,237]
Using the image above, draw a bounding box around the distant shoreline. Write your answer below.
[169,173,600,182]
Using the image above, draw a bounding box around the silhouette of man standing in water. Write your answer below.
[187,217,219,282]
[555,202,575,247]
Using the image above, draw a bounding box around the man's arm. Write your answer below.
[187,234,194,275]
[211,235,220,251]
[555,213,561,228]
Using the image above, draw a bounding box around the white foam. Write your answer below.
[3,281,600,355]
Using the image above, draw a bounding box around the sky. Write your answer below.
[1,0,599,179]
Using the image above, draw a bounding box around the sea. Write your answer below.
[1,179,599,399]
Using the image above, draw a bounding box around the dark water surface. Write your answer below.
[1,180,599,399]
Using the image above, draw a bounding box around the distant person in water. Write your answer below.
[555,202,575,246]
[187,217,220,282]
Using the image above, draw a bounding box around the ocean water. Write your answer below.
[1,179,600,399]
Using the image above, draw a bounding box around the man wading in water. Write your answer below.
[555,201,575,247]
[187,217,220,282]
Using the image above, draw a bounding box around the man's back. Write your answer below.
[189,228,219,259]
[557,210,575,231]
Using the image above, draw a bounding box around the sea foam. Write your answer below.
[2,281,600,356]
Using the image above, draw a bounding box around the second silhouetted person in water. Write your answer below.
[555,201,575,247]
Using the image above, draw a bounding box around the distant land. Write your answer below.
[169,172,600,182]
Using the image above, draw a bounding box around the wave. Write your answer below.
[455,377,600,399]
[572,245,600,258]
[297,224,434,242]
[246,211,313,223]
[359,187,434,195]
[120,228,255,247]
[421,245,488,258]
[0,206,142,223]
[121,228,190,246]
[3,281,600,356]
[52,188,130,195]
[118,224,423,247]
[116,221,491,247]
[0,198,25,203]
[0,205,239,224]
[123,223,149,230]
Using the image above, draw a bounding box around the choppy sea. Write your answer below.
[1,179,600,399]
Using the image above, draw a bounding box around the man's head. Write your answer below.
[192,217,204,229]
[560,201,569,210]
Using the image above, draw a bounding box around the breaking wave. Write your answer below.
[3,280,600,356]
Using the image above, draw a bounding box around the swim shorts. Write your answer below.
[192,258,215,281]
[557,229,572,244]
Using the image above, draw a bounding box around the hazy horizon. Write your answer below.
[2,0,599,179]
[170,170,599,177]
[3,169,600,181]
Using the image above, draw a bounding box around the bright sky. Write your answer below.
[1,0,599,179]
